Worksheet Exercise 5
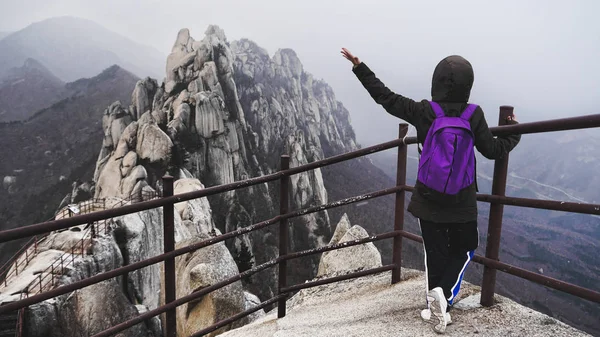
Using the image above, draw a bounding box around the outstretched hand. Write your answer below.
[341,48,360,66]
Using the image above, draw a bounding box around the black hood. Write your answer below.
[431,55,474,103]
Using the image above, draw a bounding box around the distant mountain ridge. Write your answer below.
[0,16,165,82]
[0,64,140,271]
[0,58,68,122]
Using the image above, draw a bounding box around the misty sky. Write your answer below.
[1,0,599,145]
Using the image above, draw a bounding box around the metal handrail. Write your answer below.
[0,112,598,337]
[1,191,162,292]
[19,192,163,297]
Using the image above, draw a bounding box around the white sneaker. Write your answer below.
[420,308,452,325]
[427,287,448,333]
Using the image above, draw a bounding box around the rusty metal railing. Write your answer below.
[1,191,162,290]
[0,111,598,337]
[0,198,104,287]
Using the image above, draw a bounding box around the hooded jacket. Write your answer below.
[352,56,521,223]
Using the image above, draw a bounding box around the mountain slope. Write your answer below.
[0,31,11,40]
[0,58,69,122]
[0,16,164,82]
[0,65,139,268]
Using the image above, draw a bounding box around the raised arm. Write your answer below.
[341,48,421,126]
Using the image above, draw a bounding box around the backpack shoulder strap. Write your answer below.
[428,101,445,118]
[460,104,478,121]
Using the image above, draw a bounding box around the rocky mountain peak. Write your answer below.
[90,25,361,304]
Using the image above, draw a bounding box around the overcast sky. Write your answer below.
[1,0,598,145]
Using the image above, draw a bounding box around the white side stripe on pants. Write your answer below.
[419,219,430,308]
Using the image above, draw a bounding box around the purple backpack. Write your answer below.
[417,101,477,202]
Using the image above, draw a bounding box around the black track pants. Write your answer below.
[419,219,478,307]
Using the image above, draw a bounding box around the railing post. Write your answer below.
[480,105,513,306]
[392,124,409,284]
[278,155,290,318]
[162,175,177,337]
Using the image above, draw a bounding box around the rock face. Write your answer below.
[165,234,248,337]
[22,24,362,336]
[23,237,155,337]
[317,214,382,277]
[21,178,238,337]
[92,25,360,301]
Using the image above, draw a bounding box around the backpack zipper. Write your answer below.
[443,135,458,193]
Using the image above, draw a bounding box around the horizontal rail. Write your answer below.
[0,139,412,245]
[473,256,600,304]
[0,185,406,314]
[490,113,600,136]
[0,237,36,276]
[476,194,600,215]
[2,114,598,244]
[189,294,289,337]
[403,186,600,215]
[396,230,600,304]
[4,181,597,313]
[92,259,281,337]
[284,137,409,176]
[280,264,395,293]
[0,214,282,314]
[280,230,402,261]
[287,185,404,218]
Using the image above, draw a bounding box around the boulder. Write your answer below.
[136,122,173,164]
[120,151,138,177]
[164,235,247,337]
[131,78,158,120]
[317,214,382,277]
[173,178,215,235]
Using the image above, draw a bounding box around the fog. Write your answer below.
[1,0,598,145]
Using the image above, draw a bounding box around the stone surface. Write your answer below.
[173,178,215,235]
[62,24,365,335]
[113,208,166,310]
[219,270,592,337]
[317,215,382,277]
[135,122,173,164]
[163,235,247,337]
